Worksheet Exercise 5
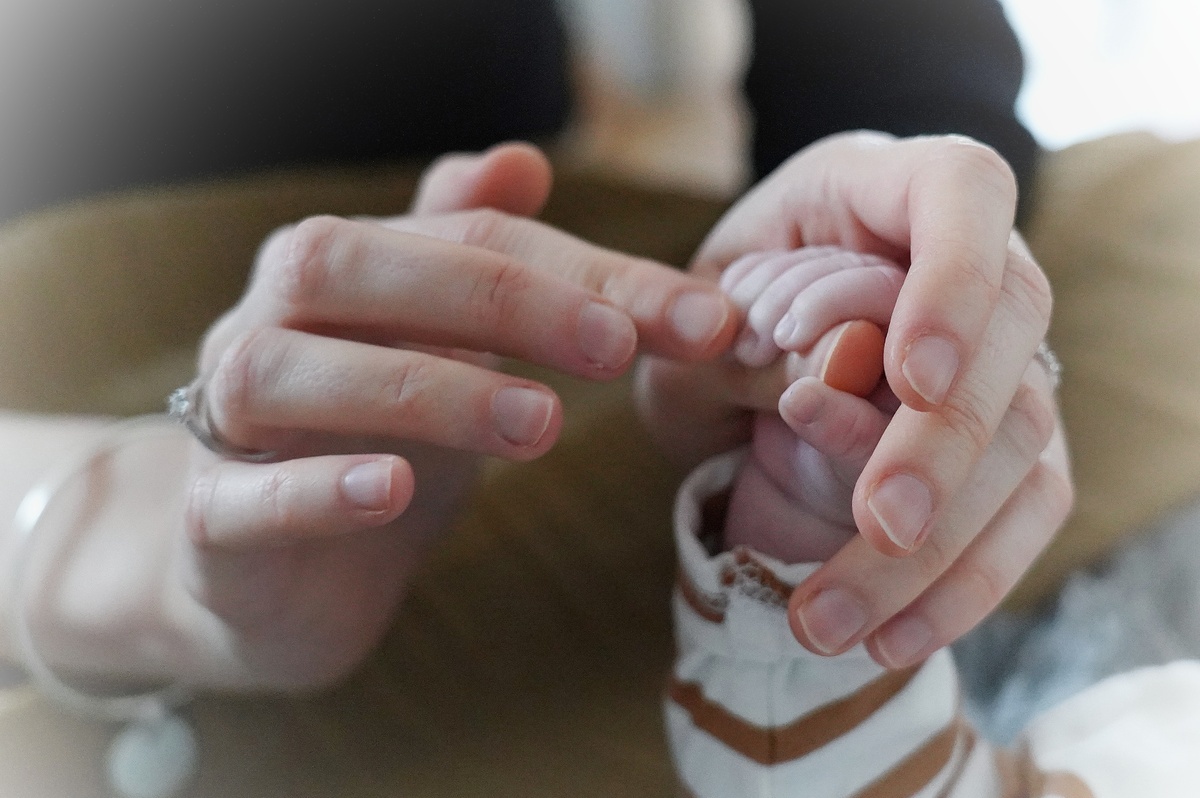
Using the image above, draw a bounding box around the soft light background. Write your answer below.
[562,0,1200,194]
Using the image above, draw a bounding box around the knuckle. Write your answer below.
[274,215,350,311]
[936,136,1019,208]
[210,327,290,422]
[183,473,217,548]
[1004,383,1057,462]
[954,558,1009,619]
[865,263,907,298]
[457,207,514,249]
[930,232,1003,296]
[1002,254,1055,336]
[594,258,632,303]
[912,532,956,581]
[835,407,881,463]
[937,387,997,459]
[1034,461,1077,527]
[468,255,531,325]
[589,254,652,313]
[383,357,435,417]
[259,469,301,532]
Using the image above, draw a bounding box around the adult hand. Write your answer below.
[170,143,738,688]
[636,132,1073,669]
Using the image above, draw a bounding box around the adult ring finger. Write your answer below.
[167,379,279,463]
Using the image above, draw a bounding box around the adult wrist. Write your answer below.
[5,416,200,798]
[5,417,194,684]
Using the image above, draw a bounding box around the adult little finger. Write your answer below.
[185,455,414,551]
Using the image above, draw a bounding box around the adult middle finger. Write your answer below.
[250,215,640,378]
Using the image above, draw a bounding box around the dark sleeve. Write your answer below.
[744,0,1039,208]
[2,0,571,222]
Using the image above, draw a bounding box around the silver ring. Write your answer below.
[1034,341,1062,390]
[167,380,278,463]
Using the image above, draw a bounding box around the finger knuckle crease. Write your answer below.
[261,470,300,531]
[937,235,1002,295]
[938,393,995,456]
[1002,261,1054,333]
[470,257,529,323]
[184,475,216,548]
[957,561,1008,615]
[277,215,349,310]
[460,208,513,249]
[385,359,434,414]
[840,411,878,460]
[1006,384,1056,459]
[1034,463,1077,523]
[915,534,956,581]
[212,328,287,420]
[593,258,636,305]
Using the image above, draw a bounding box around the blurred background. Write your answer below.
[2,0,1199,215]
[561,0,1200,193]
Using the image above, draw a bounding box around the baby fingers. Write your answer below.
[724,247,903,368]
[779,377,890,484]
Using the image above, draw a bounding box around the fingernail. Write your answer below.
[341,460,394,511]
[669,292,728,348]
[797,589,869,654]
[902,336,959,405]
[577,301,637,370]
[874,616,934,668]
[492,387,554,447]
[781,378,824,426]
[774,313,799,348]
[867,473,932,551]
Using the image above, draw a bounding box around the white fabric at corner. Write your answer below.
[667,451,1200,798]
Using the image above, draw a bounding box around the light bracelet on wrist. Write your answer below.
[7,415,197,798]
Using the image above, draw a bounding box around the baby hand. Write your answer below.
[720,247,903,563]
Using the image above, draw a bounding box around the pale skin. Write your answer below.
[0,143,740,689]
[637,132,1073,669]
[0,133,1073,689]
[715,245,1063,665]
[720,246,905,566]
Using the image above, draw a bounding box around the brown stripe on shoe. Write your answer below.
[1035,772,1095,798]
[677,573,727,624]
[995,742,1096,798]
[931,727,977,798]
[668,665,920,765]
[849,715,967,798]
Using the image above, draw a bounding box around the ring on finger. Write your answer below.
[167,379,278,463]
[1034,342,1062,390]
